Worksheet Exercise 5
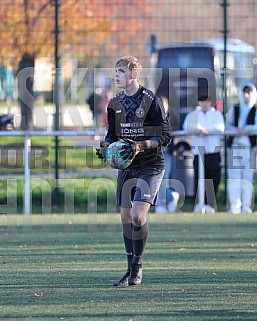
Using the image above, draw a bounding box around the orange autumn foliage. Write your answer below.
[0,0,152,67]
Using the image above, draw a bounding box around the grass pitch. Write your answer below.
[0,213,257,321]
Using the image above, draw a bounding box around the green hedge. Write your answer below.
[0,177,117,214]
[0,138,257,214]
[1,175,256,214]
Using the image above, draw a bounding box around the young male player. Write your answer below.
[96,56,171,286]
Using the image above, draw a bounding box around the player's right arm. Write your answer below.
[96,100,117,161]
[105,102,118,144]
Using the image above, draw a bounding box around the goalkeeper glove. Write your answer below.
[119,138,142,160]
[119,138,159,160]
[95,140,110,161]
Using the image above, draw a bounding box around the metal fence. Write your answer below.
[0,1,257,213]
[0,1,256,102]
[66,0,257,71]
[0,129,254,215]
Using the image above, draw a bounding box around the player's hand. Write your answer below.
[95,140,109,161]
[119,138,140,160]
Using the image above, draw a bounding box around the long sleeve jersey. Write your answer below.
[105,86,171,169]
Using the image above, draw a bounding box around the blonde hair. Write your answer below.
[115,55,142,71]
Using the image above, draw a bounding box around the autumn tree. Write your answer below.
[0,0,151,130]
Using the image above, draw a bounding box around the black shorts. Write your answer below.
[117,168,164,208]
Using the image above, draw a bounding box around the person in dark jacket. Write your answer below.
[96,55,171,286]
[86,88,103,128]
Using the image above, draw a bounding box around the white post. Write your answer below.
[196,135,206,214]
[198,148,205,213]
[24,134,31,215]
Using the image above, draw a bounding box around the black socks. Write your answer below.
[131,223,148,265]
[122,223,133,269]
[122,222,149,267]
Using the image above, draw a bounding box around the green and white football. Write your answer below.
[106,140,134,170]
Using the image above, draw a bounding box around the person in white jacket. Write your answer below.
[226,83,257,214]
[183,94,225,213]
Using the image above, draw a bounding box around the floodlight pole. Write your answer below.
[148,34,157,92]
[53,0,61,207]
[222,0,229,208]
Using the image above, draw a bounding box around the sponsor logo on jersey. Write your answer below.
[121,122,143,128]
[121,128,144,135]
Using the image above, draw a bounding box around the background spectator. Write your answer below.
[183,94,225,213]
[86,88,103,128]
[226,83,257,214]
[155,96,180,214]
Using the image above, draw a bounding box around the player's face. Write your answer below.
[114,66,133,90]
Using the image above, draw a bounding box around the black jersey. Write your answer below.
[105,86,171,169]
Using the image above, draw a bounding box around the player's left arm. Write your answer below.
[141,96,172,149]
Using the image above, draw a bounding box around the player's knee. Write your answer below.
[131,213,145,226]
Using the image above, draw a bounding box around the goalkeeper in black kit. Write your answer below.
[96,56,171,286]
